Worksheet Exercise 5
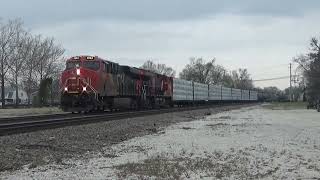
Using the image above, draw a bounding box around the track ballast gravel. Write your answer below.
[0,104,251,172]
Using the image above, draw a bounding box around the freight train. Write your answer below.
[60,56,257,112]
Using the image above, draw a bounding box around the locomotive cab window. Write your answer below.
[83,61,100,71]
[66,61,80,70]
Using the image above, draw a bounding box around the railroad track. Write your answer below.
[0,111,109,124]
[0,103,249,136]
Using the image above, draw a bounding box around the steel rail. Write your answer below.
[0,103,251,136]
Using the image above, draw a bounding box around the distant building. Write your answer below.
[0,87,29,105]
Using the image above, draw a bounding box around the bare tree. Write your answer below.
[221,73,234,87]
[0,19,20,108]
[36,38,54,81]
[231,69,254,89]
[22,35,42,105]
[179,57,227,85]
[179,57,215,84]
[209,64,226,84]
[259,86,287,102]
[7,21,31,106]
[179,57,253,89]
[0,18,65,107]
[140,60,176,77]
[35,37,64,82]
[293,54,310,72]
[32,37,65,106]
[296,37,320,104]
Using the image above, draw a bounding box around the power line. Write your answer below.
[253,76,290,82]
[249,64,289,77]
[249,63,289,70]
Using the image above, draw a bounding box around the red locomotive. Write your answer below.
[60,56,173,112]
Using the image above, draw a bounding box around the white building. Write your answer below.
[3,88,29,105]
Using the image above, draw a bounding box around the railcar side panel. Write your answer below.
[221,87,232,100]
[249,91,258,101]
[172,78,193,101]
[193,82,208,101]
[209,85,222,100]
[242,90,250,101]
[232,88,242,101]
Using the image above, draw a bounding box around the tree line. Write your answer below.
[0,19,65,108]
[248,36,320,103]
[141,57,254,90]
[1,18,254,109]
[293,37,320,105]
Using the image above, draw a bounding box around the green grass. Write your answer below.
[263,102,308,110]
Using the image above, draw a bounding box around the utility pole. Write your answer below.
[289,63,292,102]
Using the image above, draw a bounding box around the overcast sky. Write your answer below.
[1,0,320,89]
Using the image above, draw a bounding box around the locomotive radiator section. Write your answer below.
[111,66,142,110]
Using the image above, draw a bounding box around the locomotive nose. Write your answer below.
[63,67,93,94]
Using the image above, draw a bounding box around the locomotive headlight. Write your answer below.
[76,68,80,76]
[64,87,68,91]
[83,86,87,92]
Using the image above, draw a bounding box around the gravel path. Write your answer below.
[0,104,248,173]
[2,104,319,179]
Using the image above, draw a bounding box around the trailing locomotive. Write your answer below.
[60,55,258,112]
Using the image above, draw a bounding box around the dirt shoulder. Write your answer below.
[262,102,308,110]
[0,107,64,118]
[0,104,251,173]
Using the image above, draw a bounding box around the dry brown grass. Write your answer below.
[113,148,278,179]
[263,102,308,110]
